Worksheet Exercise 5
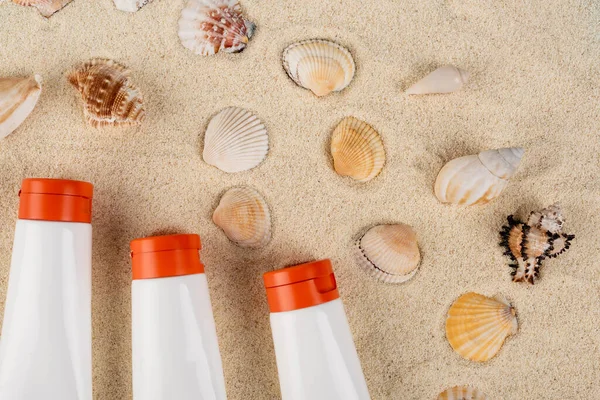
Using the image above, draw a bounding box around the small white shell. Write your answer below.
[406,65,469,95]
[113,0,153,12]
[203,107,268,173]
[0,75,42,140]
[438,386,488,400]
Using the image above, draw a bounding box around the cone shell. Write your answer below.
[0,75,42,140]
[213,187,271,248]
[283,39,355,97]
[434,147,524,205]
[357,224,421,284]
[446,292,518,362]
[12,0,72,17]
[331,117,385,182]
[438,386,488,400]
[179,0,255,56]
[68,59,145,128]
[113,0,153,12]
[203,107,268,173]
[406,65,469,95]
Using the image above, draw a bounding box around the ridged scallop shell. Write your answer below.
[438,386,488,400]
[203,107,268,173]
[213,186,271,248]
[330,117,385,182]
[179,0,256,56]
[357,224,421,284]
[406,65,469,95]
[283,39,355,97]
[434,147,524,205]
[0,75,42,139]
[446,292,518,362]
[68,59,145,128]
[113,0,153,12]
[12,0,72,17]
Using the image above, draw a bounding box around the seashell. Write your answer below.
[330,117,385,182]
[113,0,153,12]
[438,386,488,400]
[213,186,271,248]
[179,0,256,56]
[500,203,574,284]
[203,107,268,173]
[356,223,420,284]
[12,0,72,17]
[406,65,469,95]
[283,39,355,97]
[68,59,145,128]
[0,75,42,140]
[434,147,524,205]
[446,292,518,362]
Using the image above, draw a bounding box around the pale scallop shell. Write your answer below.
[438,386,488,400]
[0,75,42,139]
[434,147,524,205]
[213,186,271,248]
[203,107,268,173]
[113,0,153,12]
[330,117,385,182]
[357,224,421,284]
[179,0,255,56]
[283,39,355,97]
[446,292,518,362]
[12,0,72,17]
[406,65,469,95]
[68,59,145,128]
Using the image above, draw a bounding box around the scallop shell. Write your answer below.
[12,0,72,17]
[0,75,42,140]
[446,292,518,362]
[203,107,268,173]
[330,117,385,182]
[406,65,469,95]
[434,147,524,205]
[438,386,488,400]
[179,0,256,56]
[283,39,355,97]
[213,186,271,248]
[357,224,421,284]
[113,0,153,12]
[68,59,145,128]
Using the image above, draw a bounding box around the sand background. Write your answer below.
[1,0,599,399]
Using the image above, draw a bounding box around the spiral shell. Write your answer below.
[0,75,42,139]
[437,386,488,400]
[12,0,72,17]
[406,65,469,95]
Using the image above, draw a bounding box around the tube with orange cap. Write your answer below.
[0,178,94,400]
[130,234,227,400]
[264,259,371,400]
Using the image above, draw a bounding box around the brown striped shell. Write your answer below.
[12,0,72,17]
[0,75,42,139]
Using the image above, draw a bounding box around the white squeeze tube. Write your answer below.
[263,259,371,400]
[0,178,94,399]
[130,234,227,400]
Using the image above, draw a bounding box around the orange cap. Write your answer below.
[263,259,340,313]
[19,178,93,223]
[130,234,205,280]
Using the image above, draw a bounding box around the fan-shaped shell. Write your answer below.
[113,0,153,12]
[446,292,518,362]
[213,186,271,248]
[203,107,268,173]
[331,117,385,182]
[438,386,488,400]
[0,75,42,139]
[434,147,524,205]
[12,0,72,17]
[357,224,421,284]
[406,65,469,95]
[68,59,145,128]
[283,39,355,97]
[179,0,256,56]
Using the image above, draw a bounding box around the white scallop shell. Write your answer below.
[438,386,488,400]
[203,107,268,173]
[113,0,153,12]
[0,75,42,139]
[406,65,469,95]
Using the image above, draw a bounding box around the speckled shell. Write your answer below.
[438,386,488,400]
[179,0,255,56]
[68,59,145,128]
[12,0,72,17]
[446,292,518,362]
[283,39,355,97]
[203,107,268,173]
[330,117,385,182]
[0,75,42,139]
[357,224,421,284]
[434,147,524,205]
[406,65,470,95]
[113,0,153,12]
[213,186,271,248]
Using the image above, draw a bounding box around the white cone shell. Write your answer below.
[438,386,488,400]
[203,107,268,173]
[113,0,153,12]
[0,75,42,139]
[406,65,469,95]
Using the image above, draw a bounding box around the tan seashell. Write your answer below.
[203,107,268,173]
[438,386,488,400]
[113,0,153,12]
[446,292,518,362]
[179,0,256,56]
[283,39,355,97]
[68,59,145,128]
[12,0,72,17]
[434,147,524,205]
[213,186,271,248]
[406,65,469,95]
[0,75,42,140]
[357,224,421,284]
[330,117,385,182]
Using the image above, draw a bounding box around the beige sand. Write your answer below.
[1,0,599,399]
